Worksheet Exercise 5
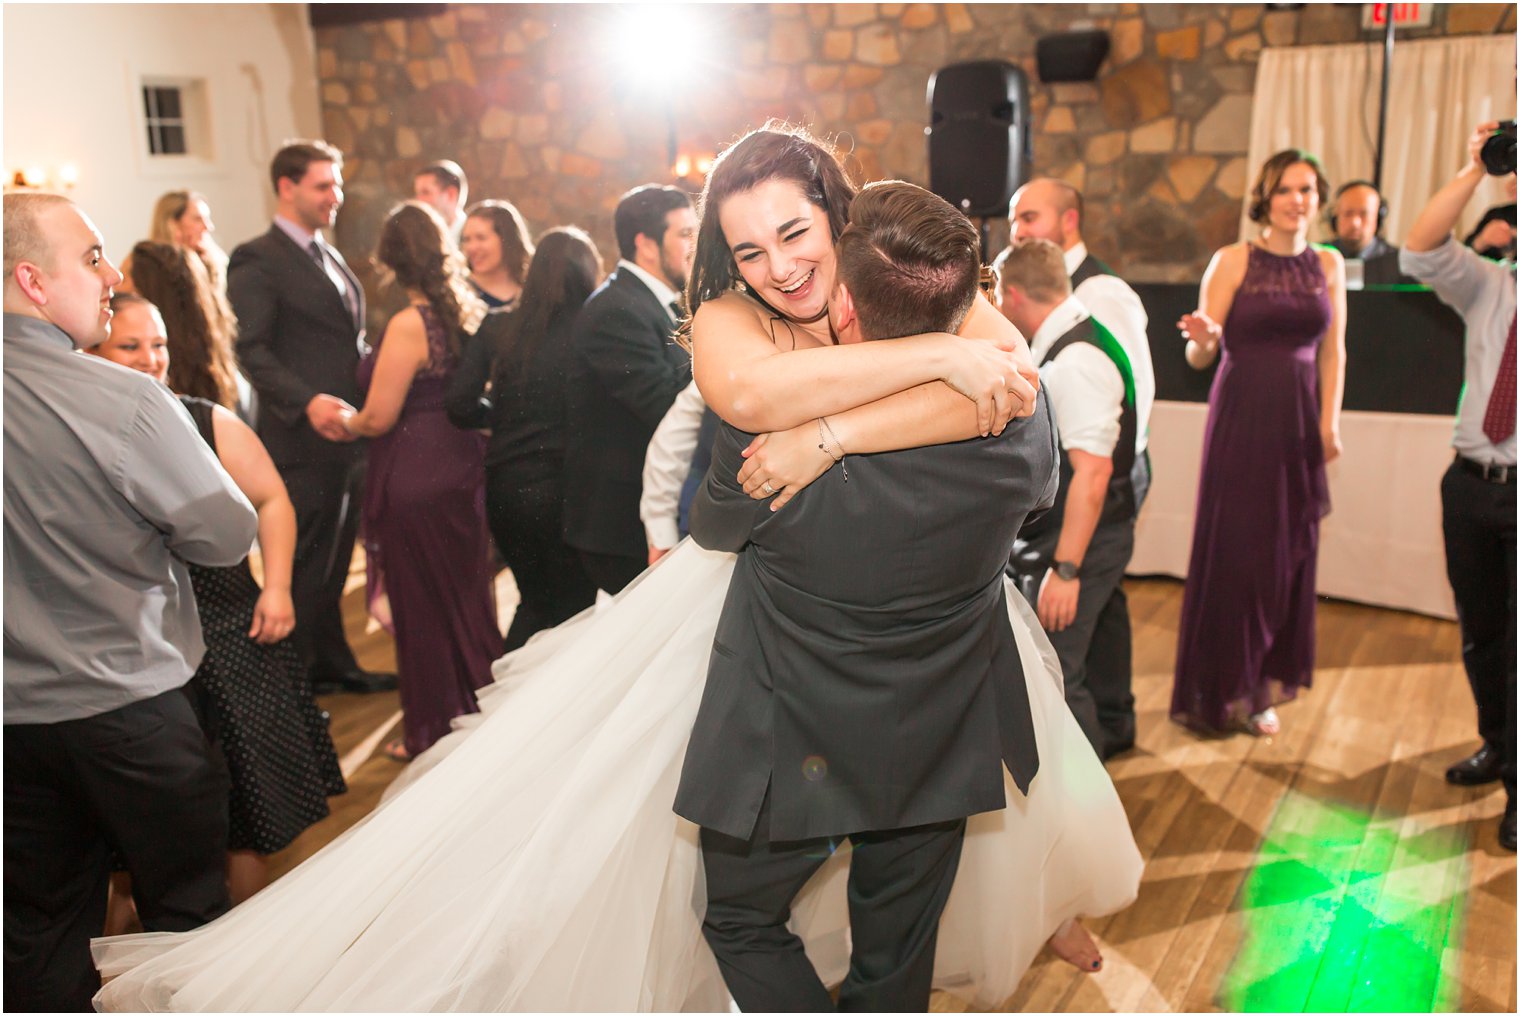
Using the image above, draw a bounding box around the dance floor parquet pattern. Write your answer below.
[278,559,1516,1013]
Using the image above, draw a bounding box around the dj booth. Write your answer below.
[1128,284,1465,620]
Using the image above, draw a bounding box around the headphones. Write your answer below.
[1328,180,1389,235]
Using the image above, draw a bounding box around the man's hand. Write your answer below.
[1037,569,1080,632]
[648,545,671,566]
[1468,120,1503,170]
[1471,218,1515,254]
[307,394,357,442]
[1409,121,1500,253]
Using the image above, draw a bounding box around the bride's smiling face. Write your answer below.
[719,178,835,323]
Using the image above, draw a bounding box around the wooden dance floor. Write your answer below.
[281,557,1516,1013]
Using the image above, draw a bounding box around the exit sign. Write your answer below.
[1362,3,1434,28]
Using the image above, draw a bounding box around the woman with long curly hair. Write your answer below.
[125,240,242,411]
[340,201,502,761]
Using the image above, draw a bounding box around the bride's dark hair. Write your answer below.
[679,120,858,348]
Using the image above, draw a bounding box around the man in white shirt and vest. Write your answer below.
[997,238,1141,761]
[1009,179,1153,757]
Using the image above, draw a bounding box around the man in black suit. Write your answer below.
[675,182,1058,1011]
[229,140,395,694]
[562,184,695,594]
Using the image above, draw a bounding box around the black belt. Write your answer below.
[1456,455,1516,484]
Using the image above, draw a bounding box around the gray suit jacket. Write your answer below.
[673,393,1060,841]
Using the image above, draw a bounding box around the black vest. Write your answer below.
[1020,315,1139,544]
[1069,252,1153,508]
[1069,252,1115,289]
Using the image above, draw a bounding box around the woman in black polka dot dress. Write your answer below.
[90,291,345,904]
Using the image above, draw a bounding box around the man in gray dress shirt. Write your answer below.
[1402,122,1518,852]
[3,192,259,1010]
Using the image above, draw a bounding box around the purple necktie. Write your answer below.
[1481,314,1516,444]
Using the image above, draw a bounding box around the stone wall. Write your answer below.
[315,2,1516,303]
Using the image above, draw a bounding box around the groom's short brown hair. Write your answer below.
[835,181,981,341]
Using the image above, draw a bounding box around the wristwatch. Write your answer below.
[1053,560,1081,581]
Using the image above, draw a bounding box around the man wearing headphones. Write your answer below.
[1328,181,1415,286]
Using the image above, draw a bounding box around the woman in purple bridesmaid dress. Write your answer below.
[343,202,503,760]
[1171,150,1348,736]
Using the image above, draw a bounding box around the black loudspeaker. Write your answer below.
[1035,30,1110,83]
[926,60,1031,220]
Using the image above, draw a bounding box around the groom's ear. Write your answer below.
[830,282,864,344]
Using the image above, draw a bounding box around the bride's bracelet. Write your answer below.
[817,416,849,482]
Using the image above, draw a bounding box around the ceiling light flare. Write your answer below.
[607,4,707,96]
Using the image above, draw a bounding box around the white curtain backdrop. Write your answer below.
[1244,35,1517,244]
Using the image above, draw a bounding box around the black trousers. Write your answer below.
[577,548,646,597]
[1440,460,1517,799]
[700,794,966,1012]
[1088,583,1137,755]
[1012,517,1137,757]
[281,457,364,678]
[485,470,598,653]
[4,688,230,1012]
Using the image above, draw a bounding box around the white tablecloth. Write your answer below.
[1130,401,1458,620]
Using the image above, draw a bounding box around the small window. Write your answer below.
[136,77,210,163]
[143,85,187,156]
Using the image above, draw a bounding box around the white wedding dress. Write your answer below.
[93,539,1143,1012]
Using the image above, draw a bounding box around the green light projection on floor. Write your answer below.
[1222,791,1469,1012]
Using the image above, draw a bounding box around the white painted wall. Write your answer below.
[2,3,322,264]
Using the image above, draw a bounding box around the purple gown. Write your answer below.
[359,304,503,756]
[1171,245,1332,732]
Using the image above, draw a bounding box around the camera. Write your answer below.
[1480,120,1516,176]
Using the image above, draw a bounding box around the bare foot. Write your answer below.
[381,737,412,763]
[1048,917,1102,972]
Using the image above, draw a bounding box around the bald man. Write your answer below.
[4,193,256,1008]
[1008,178,1152,758]
[1328,181,1413,286]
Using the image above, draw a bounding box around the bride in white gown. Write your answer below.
[93,123,1142,1012]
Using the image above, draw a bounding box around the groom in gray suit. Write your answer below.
[674,181,1059,1011]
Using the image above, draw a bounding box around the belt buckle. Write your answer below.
[1489,464,1511,483]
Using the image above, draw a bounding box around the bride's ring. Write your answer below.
[762,481,776,495]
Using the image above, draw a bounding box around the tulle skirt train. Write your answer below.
[94,540,1142,1011]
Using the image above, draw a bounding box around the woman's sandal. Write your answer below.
[1245,707,1281,737]
[381,737,412,763]
[1048,917,1103,972]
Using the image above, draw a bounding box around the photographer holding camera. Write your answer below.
[1464,120,1517,261]
[1401,119,1516,853]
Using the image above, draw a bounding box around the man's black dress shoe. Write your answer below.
[1500,798,1516,853]
[1445,745,1504,786]
[336,668,398,694]
[310,668,399,695]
